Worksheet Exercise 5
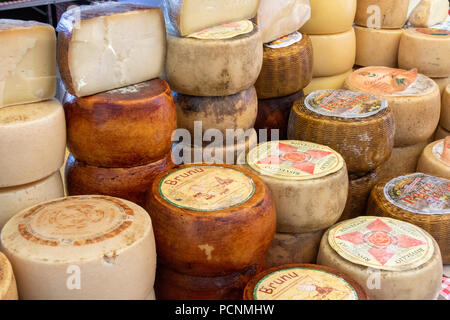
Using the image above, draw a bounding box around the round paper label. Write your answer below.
[415,28,450,37]
[246,141,344,181]
[264,31,303,49]
[187,20,254,40]
[159,165,255,211]
[328,216,434,271]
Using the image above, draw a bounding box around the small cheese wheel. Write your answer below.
[174,86,257,136]
[440,85,450,130]
[0,99,66,187]
[317,217,443,300]
[435,125,450,140]
[65,152,174,208]
[0,195,157,300]
[355,0,409,29]
[303,70,353,95]
[255,33,313,99]
[64,79,177,168]
[0,252,18,300]
[408,0,449,28]
[354,26,403,68]
[287,90,395,173]
[398,28,450,78]
[433,76,450,96]
[310,28,356,77]
[417,139,450,178]
[145,164,276,276]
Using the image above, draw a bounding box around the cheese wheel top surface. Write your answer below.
[0,99,61,126]
[0,252,15,299]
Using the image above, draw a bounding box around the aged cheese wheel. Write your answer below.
[0,252,18,300]
[434,76,450,96]
[244,140,348,233]
[0,195,157,300]
[398,28,450,78]
[64,79,176,168]
[435,125,450,140]
[303,70,353,95]
[408,0,449,28]
[287,90,395,173]
[255,32,313,99]
[440,85,450,130]
[417,138,450,179]
[318,216,443,300]
[355,0,409,29]
[367,174,450,263]
[166,22,263,96]
[65,152,174,208]
[243,263,369,300]
[145,164,276,276]
[310,29,356,77]
[0,99,66,188]
[344,67,441,147]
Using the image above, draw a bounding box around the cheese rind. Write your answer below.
[433,76,450,96]
[440,85,450,130]
[303,70,353,95]
[354,0,409,28]
[0,252,18,300]
[408,0,449,27]
[417,139,450,179]
[435,125,450,140]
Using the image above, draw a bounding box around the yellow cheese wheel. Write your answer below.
[435,125,450,140]
[0,252,18,300]
[417,139,450,179]
[433,76,450,96]
[440,85,450,130]
[355,0,409,28]
[303,70,353,95]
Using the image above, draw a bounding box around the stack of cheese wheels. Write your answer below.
[300,0,357,94]
[436,85,450,139]
[145,164,276,300]
[417,137,450,178]
[317,216,443,300]
[0,252,18,300]
[242,140,348,267]
[0,195,157,299]
[367,173,450,264]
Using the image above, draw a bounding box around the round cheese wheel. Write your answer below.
[174,86,257,136]
[344,67,441,147]
[440,85,450,130]
[303,70,353,95]
[317,216,443,300]
[433,76,450,96]
[166,24,263,96]
[244,140,348,233]
[0,99,66,187]
[0,252,18,300]
[288,90,395,173]
[243,263,369,300]
[417,139,450,179]
[145,164,276,276]
[64,79,177,168]
[254,32,312,99]
[0,195,157,300]
[367,174,450,263]
[355,0,409,29]
[398,28,450,78]
[435,125,450,140]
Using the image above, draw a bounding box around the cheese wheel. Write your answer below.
[344,67,441,147]
[0,99,66,188]
[310,29,356,77]
[440,85,450,130]
[408,0,449,28]
[317,216,443,300]
[417,139,450,178]
[65,152,174,208]
[355,0,409,29]
[255,32,313,99]
[243,263,369,300]
[435,125,450,140]
[145,164,276,276]
[265,230,325,268]
[244,140,348,233]
[0,252,18,300]
[287,90,395,173]
[367,174,450,263]
[166,24,263,96]
[398,28,450,78]
[354,26,403,68]
[303,70,353,95]
[0,171,64,230]
[0,195,157,300]
[174,86,257,136]
[434,76,450,96]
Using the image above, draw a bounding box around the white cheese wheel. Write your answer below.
[0,195,157,300]
[0,252,18,300]
[354,0,409,28]
[0,99,66,187]
[435,125,450,140]
[433,76,450,96]
[303,70,353,95]
[408,0,449,28]
[417,139,450,179]
[440,85,450,130]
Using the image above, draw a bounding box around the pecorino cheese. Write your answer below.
[64,79,177,168]
[417,138,450,178]
[57,2,166,97]
[0,252,18,300]
[433,76,450,95]
[303,70,353,95]
[354,0,409,29]
[441,85,450,129]
[408,0,449,28]
[255,32,313,99]
[0,20,56,108]
[0,99,66,188]
[0,195,157,300]
[435,125,450,140]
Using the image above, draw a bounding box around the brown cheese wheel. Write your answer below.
[417,139,450,179]
[354,0,409,29]
[0,252,18,300]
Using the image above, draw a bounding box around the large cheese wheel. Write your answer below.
[303,70,353,95]
[310,29,356,77]
[288,90,395,173]
[440,85,450,130]
[355,0,409,29]
[145,164,276,276]
[434,76,450,96]
[244,140,348,233]
[417,139,450,179]
[255,32,313,99]
[0,99,66,188]
[367,174,450,263]
[408,0,449,28]
[435,125,450,140]
[0,252,18,300]
[64,79,177,168]
[318,217,443,300]
[65,152,174,208]
[0,195,157,300]
[398,28,450,78]
[344,67,441,147]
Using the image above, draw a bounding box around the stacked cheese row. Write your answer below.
[0,21,66,231]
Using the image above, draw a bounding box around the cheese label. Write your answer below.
[253,268,358,300]
[264,31,302,49]
[430,16,450,32]
[246,141,344,181]
[432,141,444,159]
[304,90,387,118]
[415,28,450,37]
[384,173,450,215]
[187,20,254,40]
[159,166,255,211]
[328,216,435,271]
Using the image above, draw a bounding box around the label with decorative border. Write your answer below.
[264,31,302,49]
[384,173,450,215]
[159,165,255,211]
[415,28,450,37]
[253,268,359,300]
[246,141,344,181]
[187,20,254,40]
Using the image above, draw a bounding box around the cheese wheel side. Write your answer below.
[0,252,18,300]
[354,0,409,28]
